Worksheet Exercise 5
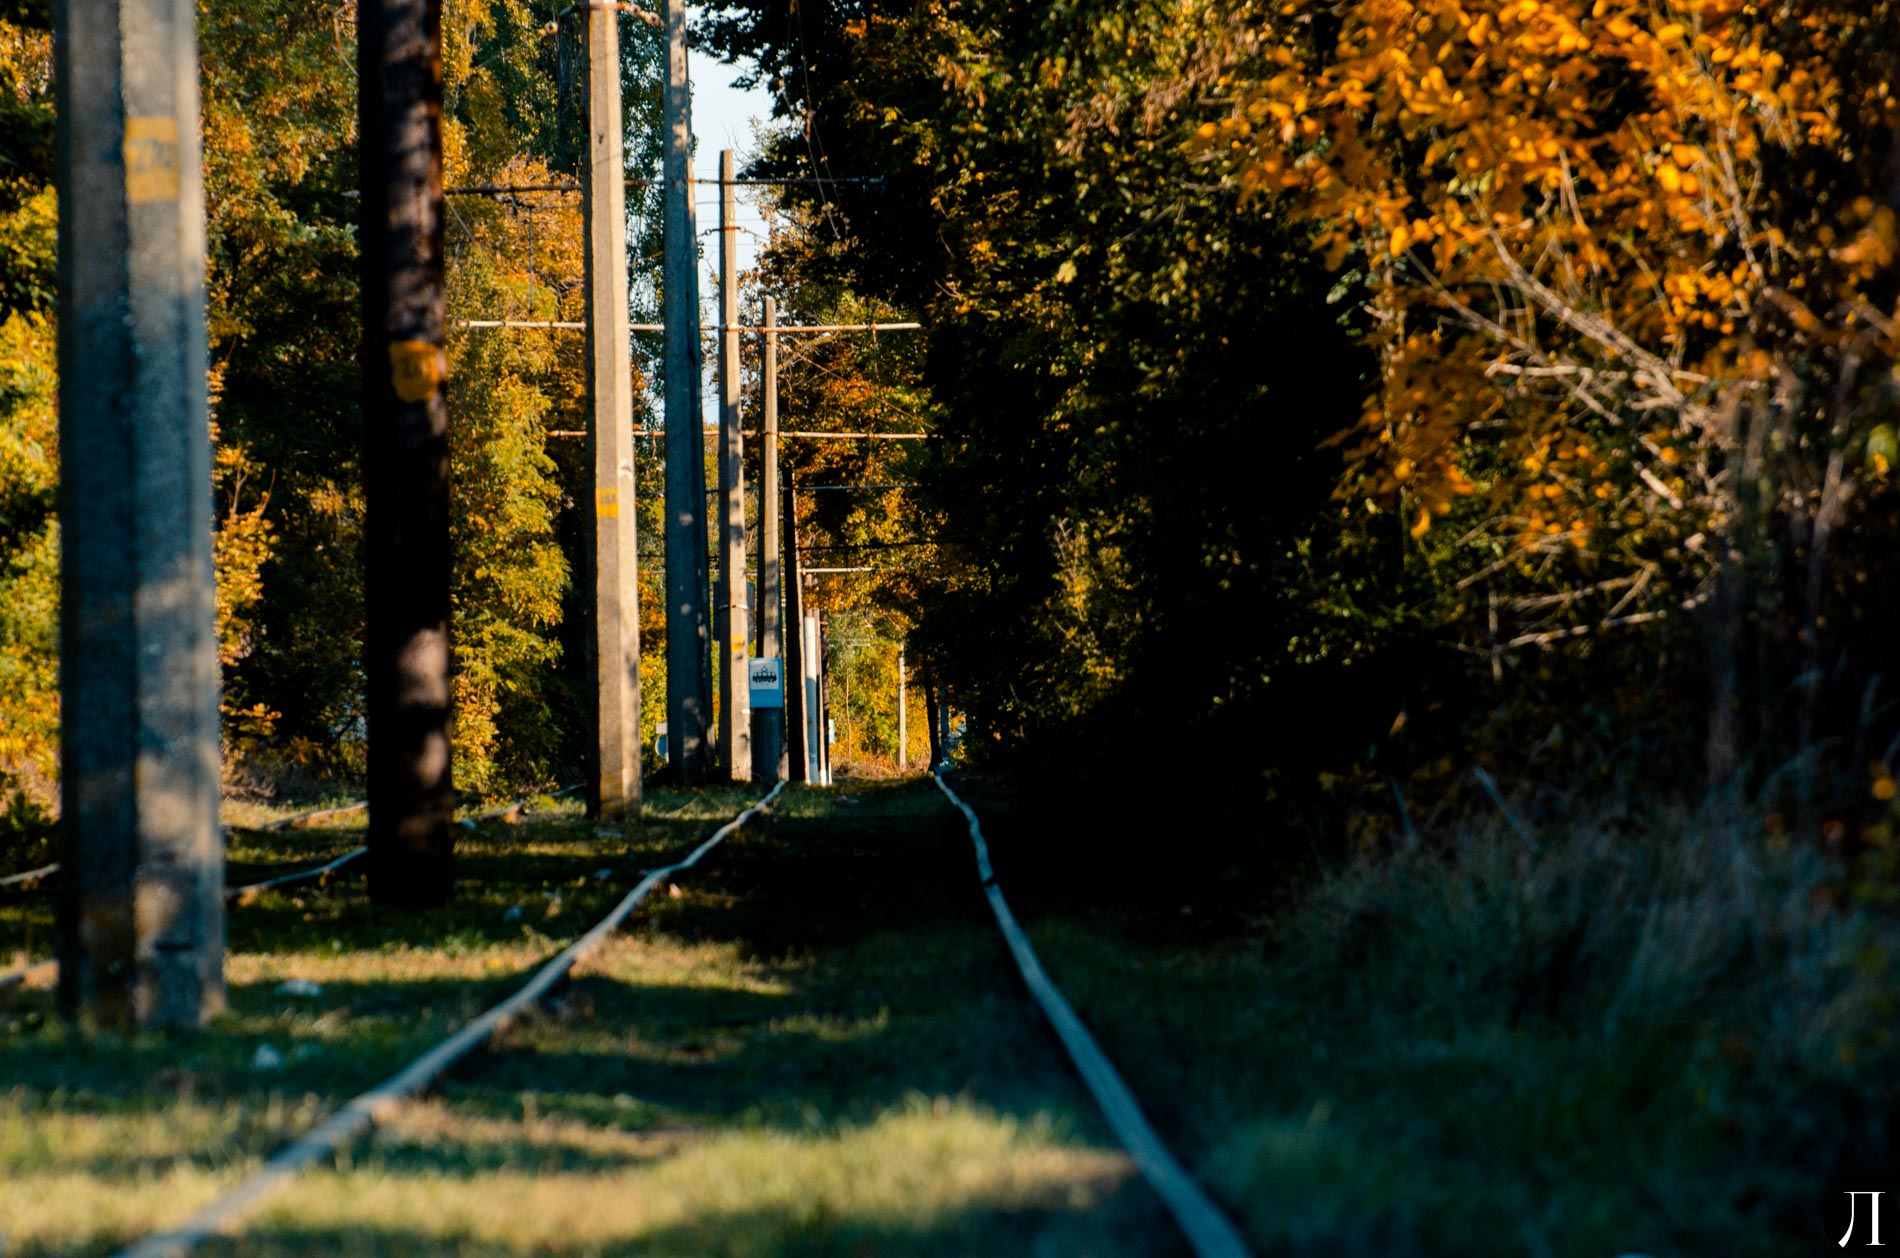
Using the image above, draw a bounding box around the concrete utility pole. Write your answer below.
[782,486,805,782]
[895,644,907,770]
[583,1,640,819]
[783,483,807,784]
[661,0,709,782]
[752,296,785,779]
[53,0,223,1027]
[716,151,751,781]
[359,0,454,908]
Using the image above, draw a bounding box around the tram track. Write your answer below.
[0,842,368,997]
[933,771,1251,1258]
[9,779,1244,1256]
[113,783,784,1258]
[0,788,579,995]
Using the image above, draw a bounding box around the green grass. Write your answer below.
[989,805,1900,1258]
[0,782,1175,1256]
[1,802,388,974]
[10,779,1886,1256]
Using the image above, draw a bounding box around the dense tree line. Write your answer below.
[0,0,679,831]
[708,0,1900,863]
[3,0,1897,876]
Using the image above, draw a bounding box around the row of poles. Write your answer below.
[49,0,866,1028]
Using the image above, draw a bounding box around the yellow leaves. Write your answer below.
[1869,426,1899,481]
[1194,0,1891,570]
[1410,507,1433,539]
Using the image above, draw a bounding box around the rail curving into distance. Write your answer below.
[932,770,1254,1258]
[113,782,785,1258]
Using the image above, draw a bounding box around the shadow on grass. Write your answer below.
[6,781,1186,1257]
[216,1191,1164,1258]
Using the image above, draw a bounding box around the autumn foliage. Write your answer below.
[1176,0,1900,793]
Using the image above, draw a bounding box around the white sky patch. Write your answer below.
[688,48,775,427]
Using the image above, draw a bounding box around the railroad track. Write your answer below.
[0,787,577,994]
[933,771,1252,1258]
[113,783,785,1258]
[19,779,1249,1257]
[0,798,368,907]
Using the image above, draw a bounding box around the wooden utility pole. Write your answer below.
[895,644,907,770]
[716,151,751,781]
[753,296,785,779]
[783,483,807,783]
[583,0,640,819]
[360,0,454,906]
[660,0,709,782]
[54,0,223,1026]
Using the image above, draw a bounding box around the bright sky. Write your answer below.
[688,48,775,425]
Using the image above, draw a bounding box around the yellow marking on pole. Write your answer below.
[388,340,446,402]
[595,487,619,517]
[123,117,180,204]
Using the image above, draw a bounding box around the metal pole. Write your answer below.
[716,150,750,781]
[660,0,708,782]
[818,613,833,785]
[583,1,640,820]
[358,0,454,908]
[783,483,807,783]
[755,296,784,779]
[54,0,224,1026]
[896,644,906,770]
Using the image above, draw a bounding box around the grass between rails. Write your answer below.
[973,789,1900,1258]
[16,774,1880,1257]
[2,782,1176,1257]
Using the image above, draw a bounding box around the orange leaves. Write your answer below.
[1181,0,1900,556]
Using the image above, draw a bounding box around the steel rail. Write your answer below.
[228,845,368,906]
[931,772,1254,1258]
[112,781,786,1258]
[262,800,368,832]
[0,862,59,891]
[2,788,580,992]
[0,796,367,901]
[3,845,369,992]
